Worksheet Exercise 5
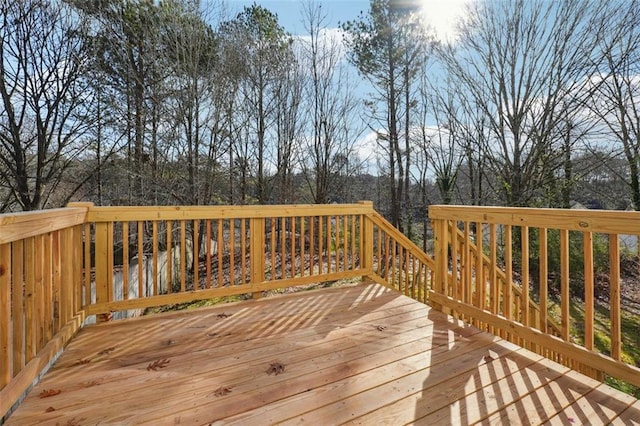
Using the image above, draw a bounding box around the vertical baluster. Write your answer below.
[206,220,212,289]
[521,226,530,329]
[559,229,569,342]
[152,221,158,295]
[583,231,594,351]
[122,222,129,299]
[194,220,200,289]
[610,233,621,361]
[166,221,173,293]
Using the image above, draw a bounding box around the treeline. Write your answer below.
[1,0,639,232]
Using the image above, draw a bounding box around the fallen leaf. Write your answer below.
[266,362,285,375]
[375,325,387,331]
[147,358,171,371]
[39,389,61,399]
[45,406,56,412]
[213,386,232,397]
[217,313,232,319]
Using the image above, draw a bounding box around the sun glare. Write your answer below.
[419,0,470,42]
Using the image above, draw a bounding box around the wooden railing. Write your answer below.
[429,205,640,388]
[2,202,640,418]
[0,207,88,417]
[81,202,374,318]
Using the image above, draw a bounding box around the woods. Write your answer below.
[1,0,640,223]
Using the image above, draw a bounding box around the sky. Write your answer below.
[225,0,469,40]
[221,0,471,167]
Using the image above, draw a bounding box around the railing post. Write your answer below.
[432,217,448,312]
[358,201,374,280]
[250,217,265,299]
[94,222,112,322]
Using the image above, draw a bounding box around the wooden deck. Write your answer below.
[5,282,640,425]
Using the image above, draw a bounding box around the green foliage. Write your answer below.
[525,228,610,298]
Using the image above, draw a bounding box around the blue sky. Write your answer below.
[227,1,369,35]
[224,1,470,40]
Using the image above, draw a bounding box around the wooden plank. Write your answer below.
[545,382,637,425]
[428,205,640,234]
[5,284,638,425]
[102,317,485,424]
[180,220,186,292]
[86,204,374,222]
[86,284,254,315]
[480,366,601,425]
[429,291,640,387]
[413,350,564,425]
[273,337,517,426]
[0,207,87,244]
[0,243,11,388]
[611,399,640,425]
[8,285,417,419]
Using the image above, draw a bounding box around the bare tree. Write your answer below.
[299,1,365,204]
[341,0,430,228]
[0,0,91,211]
[438,0,607,207]
[589,0,640,210]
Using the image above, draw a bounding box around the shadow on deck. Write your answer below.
[5,282,640,425]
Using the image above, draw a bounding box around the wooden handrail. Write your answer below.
[429,204,640,388]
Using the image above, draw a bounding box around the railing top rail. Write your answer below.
[429,205,640,234]
[0,207,88,244]
[84,202,374,222]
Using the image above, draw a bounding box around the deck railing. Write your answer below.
[429,205,640,388]
[2,202,640,418]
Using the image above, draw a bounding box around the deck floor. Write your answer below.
[5,282,640,425]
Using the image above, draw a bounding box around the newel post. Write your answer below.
[250,217,265,299]
[358,201,374,280]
